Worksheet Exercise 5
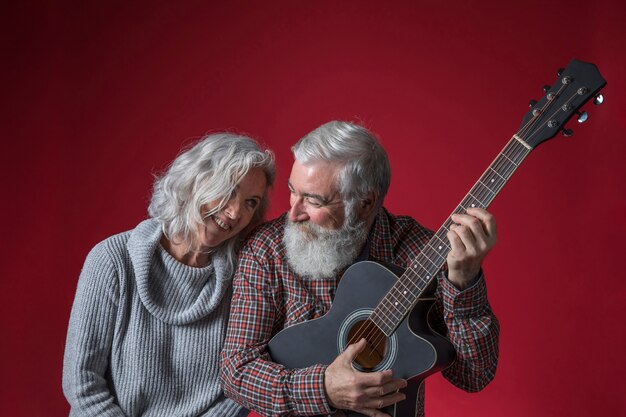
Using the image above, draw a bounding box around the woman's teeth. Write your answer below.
[213,216,230,231]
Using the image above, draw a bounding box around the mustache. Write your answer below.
[288,220,323,239]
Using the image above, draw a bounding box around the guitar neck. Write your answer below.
[370,136,533,335]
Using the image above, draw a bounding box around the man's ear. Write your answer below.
[357,191,378,221]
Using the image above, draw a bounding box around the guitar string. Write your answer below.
[361,139,532,357]
[359,138,534,361]
[355,148,514,356]
[365,141,525,351]
[375,137,527,323]
[357,138,531,357]
[346,86,571,361]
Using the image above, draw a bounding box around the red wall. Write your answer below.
[3,1,625,416]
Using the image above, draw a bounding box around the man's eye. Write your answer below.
[247,199,259,209]
[306,198,322,208]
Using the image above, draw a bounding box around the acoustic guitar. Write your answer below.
[268,59,606,417]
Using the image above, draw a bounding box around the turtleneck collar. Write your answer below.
[127,219,233,325]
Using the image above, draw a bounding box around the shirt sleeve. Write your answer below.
[62,242,128,417]
[220,243,333,417]
[430,271,500,392]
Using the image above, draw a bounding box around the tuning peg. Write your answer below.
[543,85,551,92]
[576,111,589,123]
[557,67,565,77]
[562,128,574,137]
[528,99,537,108]
[594,94,604,105]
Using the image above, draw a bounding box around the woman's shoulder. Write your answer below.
[89,229,133,261]
[80,225,141,281]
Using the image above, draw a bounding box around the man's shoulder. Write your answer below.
[372,208,434,266]
[379,208,432,237]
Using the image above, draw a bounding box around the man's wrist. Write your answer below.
[446,270,481,291]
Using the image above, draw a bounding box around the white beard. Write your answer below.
[283,215,369,279]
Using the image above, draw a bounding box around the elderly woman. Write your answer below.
[63,133,275,417]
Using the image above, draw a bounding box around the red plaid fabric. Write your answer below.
[221,208,499,417]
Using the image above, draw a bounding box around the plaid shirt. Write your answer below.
[221,208,499,417]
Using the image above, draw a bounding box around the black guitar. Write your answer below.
[268,59,606,417]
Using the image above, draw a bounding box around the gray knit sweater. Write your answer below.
[63,219,246,417]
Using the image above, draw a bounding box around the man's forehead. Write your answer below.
[289,160,341,198]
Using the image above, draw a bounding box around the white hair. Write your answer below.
[292,121,391,214]
[148,133,275,267]
[283,211,368,279]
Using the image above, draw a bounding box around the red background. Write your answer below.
[3,1,625,416]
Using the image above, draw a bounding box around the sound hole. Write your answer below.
[347,319,388,370]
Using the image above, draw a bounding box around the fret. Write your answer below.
[414,252,439,270]
[369,314,391,334]
[487,166,507,182]
[409,260,431,276]
[370,296,403,329]
[463,192,488,209]
[420,245,446,266]
[503,140,528,165]
[431,233,451,252]
[478,176,500,195]
[473,181,496,200]
[373,286,416,334]
[386,282,416,310]
[394,268,435,299]
[481,167,502,183]
[499,151,518,168]
[493,156,516,180]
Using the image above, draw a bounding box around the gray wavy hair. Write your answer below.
[148,133,275,266]
[292,121,391,214]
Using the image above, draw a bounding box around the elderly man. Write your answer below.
[221,121,499,417]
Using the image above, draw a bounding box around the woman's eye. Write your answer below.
[247,199,259,209]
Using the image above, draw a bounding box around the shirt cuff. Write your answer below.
[289,364,335,415]
[439,270,489,318]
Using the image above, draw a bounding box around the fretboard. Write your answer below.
[369,136,532,335]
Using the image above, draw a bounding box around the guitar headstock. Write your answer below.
[518,59,606,149]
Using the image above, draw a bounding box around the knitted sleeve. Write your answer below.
[62,240,127,417]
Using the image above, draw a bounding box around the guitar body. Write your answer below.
[268,261,456,417]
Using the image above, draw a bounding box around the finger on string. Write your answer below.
[343,338,368,360]
[465,207,497,236]
[452,213,483,240]
[452,224,477,250]
[447,228,467,254]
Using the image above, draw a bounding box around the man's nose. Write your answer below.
[288,197,308,222]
